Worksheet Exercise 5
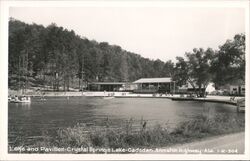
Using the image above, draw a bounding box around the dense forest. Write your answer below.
[9,18,174,91]
[9,18,245,94]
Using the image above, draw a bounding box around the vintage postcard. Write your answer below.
[0,0,249,160]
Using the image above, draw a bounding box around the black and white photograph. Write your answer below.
[0,0,249,160]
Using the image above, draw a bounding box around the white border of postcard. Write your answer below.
[0,0,249,160]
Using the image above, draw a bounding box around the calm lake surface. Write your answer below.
[8,96,241,145]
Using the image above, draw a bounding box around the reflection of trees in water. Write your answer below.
[202,103,215,119]
[14,103,31,109]
[9,97,243,149]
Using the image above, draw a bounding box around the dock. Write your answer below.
[171,97,237,106]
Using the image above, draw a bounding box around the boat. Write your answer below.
[11,99,31,103]
[9,96,31,103]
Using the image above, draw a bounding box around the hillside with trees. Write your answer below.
[8,18,245,94]
[8,18,174,91]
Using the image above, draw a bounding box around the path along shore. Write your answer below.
[140,132,245,154]
[10,91,244,106]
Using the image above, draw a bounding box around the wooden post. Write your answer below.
[173,81,175,94]
[169,82,171,94]
[18,56,21,95]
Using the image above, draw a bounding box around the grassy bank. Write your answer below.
[9,113,244,153]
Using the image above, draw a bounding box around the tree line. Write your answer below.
[8,18,245,95]
[173,34,245,96]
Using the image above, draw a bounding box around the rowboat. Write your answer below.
[9,96,31,103]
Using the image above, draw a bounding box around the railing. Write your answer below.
[133,89,158,94]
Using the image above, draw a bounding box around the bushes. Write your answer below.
[54,123,92,147]
[49,113,244,150]
[11,113,244,153]
[172,113,244,138]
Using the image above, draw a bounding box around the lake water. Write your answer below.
[8,96,241,145]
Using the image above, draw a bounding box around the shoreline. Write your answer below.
[8,90,245,153]
[9,91,244,107]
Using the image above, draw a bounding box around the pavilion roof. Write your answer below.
[133,77,172,83]
[90,82,126,85]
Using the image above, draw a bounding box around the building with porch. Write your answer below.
[88,82,125,91]
[218,79,245,96]
[133,77,175,93]
[220,84,245,96]
[88,82,137,92]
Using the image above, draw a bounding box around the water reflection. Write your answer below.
[11,102,31,109]
[8,96,242,145]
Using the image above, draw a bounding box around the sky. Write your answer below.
[9,7,245,62]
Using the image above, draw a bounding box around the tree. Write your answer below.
[173,48,214,97]
[172,56,189,87]
[211,33,245,88]
[161,60,174,77]
[120,52,129,82]
[152,59,164,77]
[9,19,243,93]
[185,48,214,96]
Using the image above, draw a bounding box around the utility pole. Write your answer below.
[81,64,83,91]
[81,54,85,92]
[25,53,28,95]
[18,56,21,95]
[173,81,176,94]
